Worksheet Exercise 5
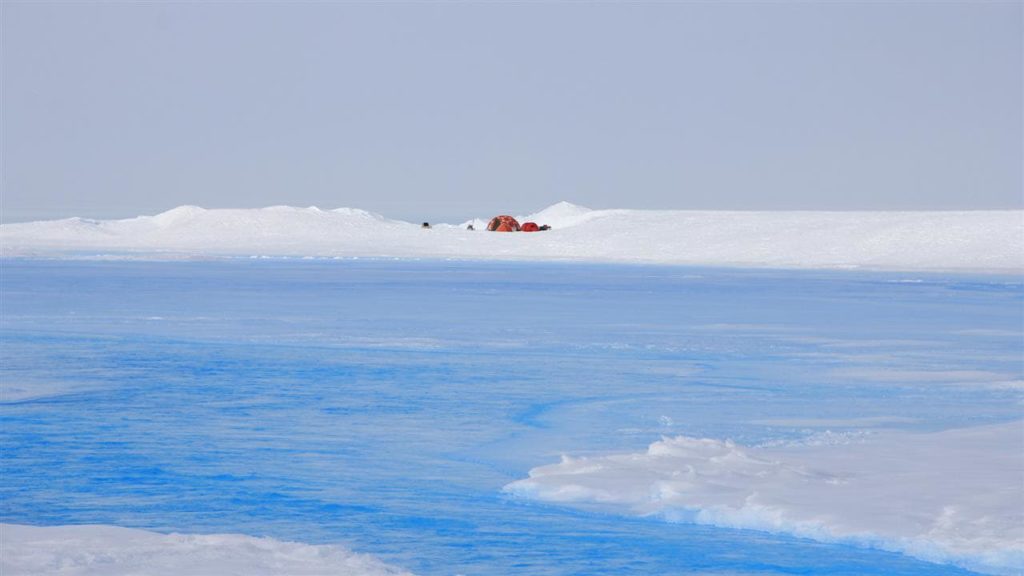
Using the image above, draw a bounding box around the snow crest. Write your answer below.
[504,421,1024,576]
[521,201,596,228]
[0,524,413,576]
[2,203,1021,272]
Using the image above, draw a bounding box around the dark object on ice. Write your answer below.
[422,222,431,229]
[467,224,475,230]
[486,215,520,232]
[539,225,551,231]
[521,222,540,232]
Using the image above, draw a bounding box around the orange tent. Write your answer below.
[520,222,540,232]
[487,215,520,232]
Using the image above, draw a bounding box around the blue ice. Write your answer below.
[1,259,1021,575]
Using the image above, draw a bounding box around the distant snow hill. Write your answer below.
[1,202,1021,272]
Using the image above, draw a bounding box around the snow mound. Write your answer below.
[2,203,1021,272]
[0,524,413,576]
[150,205,207,227]
[331,207,387,220]
[520,201,595,227]
[505,421,1024,576]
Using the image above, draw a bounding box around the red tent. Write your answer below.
[520,222,540,232]
[487,215,520,232]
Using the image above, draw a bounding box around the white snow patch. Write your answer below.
[0,524,413,576]
[2,203,1021,272]
[504,421,1024,575]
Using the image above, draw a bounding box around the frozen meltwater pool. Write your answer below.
[1,260,1021,575]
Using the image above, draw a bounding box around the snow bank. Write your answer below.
[504,421,1024,576]
[1,202,1021,272]
[0,524,413,576]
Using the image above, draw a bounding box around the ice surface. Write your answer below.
[0,524,413,576]
[506,422,1024,576]
[2,202,1020,272]
[2,260,1020,575]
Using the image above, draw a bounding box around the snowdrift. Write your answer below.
[505,421,1024,576]
[0,523,412,576]
[1,202,1021,272]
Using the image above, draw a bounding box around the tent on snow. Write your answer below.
[487,215,520,232]
[520,222,540,232]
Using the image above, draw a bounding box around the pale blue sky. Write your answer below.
[2,1,1021,223]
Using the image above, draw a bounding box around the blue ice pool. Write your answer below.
[1,259,1021,574]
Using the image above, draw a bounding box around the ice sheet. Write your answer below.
[3,260,1020,575]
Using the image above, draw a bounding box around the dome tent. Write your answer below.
[487,215,520,232]
[520,222,540,232]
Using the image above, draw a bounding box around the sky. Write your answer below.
[2,1,1021,224]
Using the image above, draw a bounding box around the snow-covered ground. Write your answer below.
[0,524,413,576]
[2,202,1020,272]
[505,421,1024,576]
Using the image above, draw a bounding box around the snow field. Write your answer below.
[2,202,1020,272]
